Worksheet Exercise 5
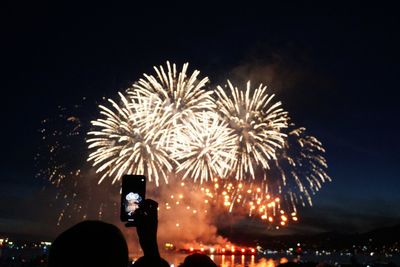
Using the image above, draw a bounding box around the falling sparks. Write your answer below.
[35,99,121,224]
[194,123,330,225]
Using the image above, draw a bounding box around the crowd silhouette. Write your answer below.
[1,199,395,267]
[47,199,217,267]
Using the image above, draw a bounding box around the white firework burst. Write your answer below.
[170,112,237,183]
[130,61,215,126]
[215,80,288,180]
[87,92,177,186]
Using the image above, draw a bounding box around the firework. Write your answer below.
[130,61,215,126]
[215,80,288,180]
[37,61,331,230]
[201,178,297,227]
[87,93,177,186]
[170,112,237,183]
[265,124,331,210]
[35,99,122,225]
[200,123,330,226]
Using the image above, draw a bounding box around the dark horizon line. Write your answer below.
[2,222,399,243]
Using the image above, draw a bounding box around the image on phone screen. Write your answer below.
[125,192,142,216]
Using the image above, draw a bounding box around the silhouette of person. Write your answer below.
[48,220,128,267]
[48,199,168,267]
[179,253,218,267]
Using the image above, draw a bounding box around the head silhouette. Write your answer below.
[133,256,170,267]
[48,220,128,267]
[180,253,217,267]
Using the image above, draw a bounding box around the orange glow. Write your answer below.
[241,248,245,253]
[171,176,305,229]
[265,259,275,267]
[280,257,289,264]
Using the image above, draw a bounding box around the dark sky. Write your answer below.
[1,2,399,238]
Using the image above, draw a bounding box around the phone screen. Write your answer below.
[120,174,146,224]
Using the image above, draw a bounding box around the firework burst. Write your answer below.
[199,123,331,226]
[87,93,177,186]
[215,80,288,180]
[265,124,331,211]
[170,112,237,183]
[37,61,332,229]
[130,61,215,126]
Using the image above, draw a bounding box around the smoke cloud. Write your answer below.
[147,178,231,249]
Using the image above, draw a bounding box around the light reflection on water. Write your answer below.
[160,253,289,267]
[134,253,400,267]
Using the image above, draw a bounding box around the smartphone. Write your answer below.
[120,174,146,225]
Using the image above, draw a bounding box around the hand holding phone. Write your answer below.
[130,199,160,258]
[121,175,160,258]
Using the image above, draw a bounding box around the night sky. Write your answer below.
[1,2,399,238]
